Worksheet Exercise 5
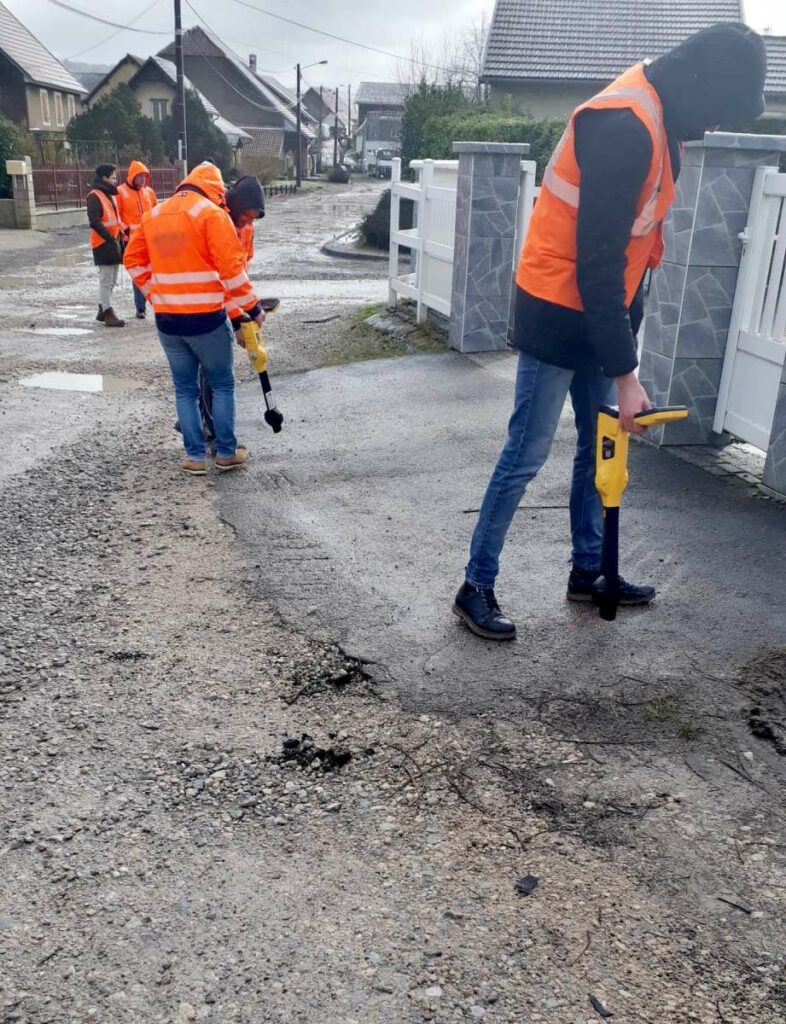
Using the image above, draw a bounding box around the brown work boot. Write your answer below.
[103,307,125,328]
[215,447,248,472]
[181,458,207,476]
[96,305,105,322]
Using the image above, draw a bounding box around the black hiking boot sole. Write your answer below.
[567,588,654,607]
[451,603,516,641]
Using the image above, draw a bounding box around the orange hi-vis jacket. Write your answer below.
[123,163,259,318]
[87,189,121,250]
[226,223,256,320]
[516,63,677,311]
[117,160,158,234]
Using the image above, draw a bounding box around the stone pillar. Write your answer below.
[449,141,529,353]
[6,157,35,230]
[639,132,786,446]
[763,364,786,498]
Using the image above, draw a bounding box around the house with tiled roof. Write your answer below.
[157,26,313,174]
[354,82,410,167]
[481,0,786,119]
[0,1,86,136]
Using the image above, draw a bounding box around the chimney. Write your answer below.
[249,54,257,73]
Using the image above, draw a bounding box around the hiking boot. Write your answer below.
[96,305,105,322]
[135,310,146,320]
[452,582,516,641]
[567,568,655,606]
[103,307,125,328]
[215,447,248,472]
[181,458,207,476]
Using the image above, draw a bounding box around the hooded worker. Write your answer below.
[87,163,125,328]
[225,174,265,266]
[453,22,767,641]
[117,160,158,319]
[124,162,264,475]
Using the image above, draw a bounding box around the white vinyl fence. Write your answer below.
[388,157,538,322]
[714,166,786,450]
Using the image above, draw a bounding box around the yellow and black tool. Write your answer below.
[239,298,283,433]
[595,405,688,621]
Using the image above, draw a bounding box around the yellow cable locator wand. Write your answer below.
[238,297,283,433]
[595,404,688,621]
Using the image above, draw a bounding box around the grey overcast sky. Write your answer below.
[4,0,786,94]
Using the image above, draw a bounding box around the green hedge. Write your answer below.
[418,112,565,183]
[360,188,414,250]
[0,112,20,198]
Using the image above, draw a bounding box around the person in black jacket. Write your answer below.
[86,164,125,328]
[453,23,767,641]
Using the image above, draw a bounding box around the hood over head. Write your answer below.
[127,160,150,188]
[226,175,265,221]
[178,161,227,206]
[647,23,767,140]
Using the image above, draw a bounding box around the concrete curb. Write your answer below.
[320,230,388,262]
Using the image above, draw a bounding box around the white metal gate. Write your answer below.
[714,166,786,450]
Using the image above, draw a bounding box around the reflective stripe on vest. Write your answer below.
[541,79,666,237]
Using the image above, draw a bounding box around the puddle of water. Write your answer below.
[254,278,387,301]
[53,312,80,320]
[40,251,92,269]
[19,372,138,393]
[22,327,94,337]
[0,276,33,289]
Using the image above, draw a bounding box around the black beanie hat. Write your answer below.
[648,23,767,140]
[226,175,265,220]
[95,163,117,181]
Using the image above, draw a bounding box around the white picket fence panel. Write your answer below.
[714,166,786,450]
[388,157,538,323]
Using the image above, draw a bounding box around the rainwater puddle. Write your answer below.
[22,327,94,337]
[40,251,91,269]
[258,278,387,302]
[0,276,33,289]
[19,372,138,393]
[53,312,80,321]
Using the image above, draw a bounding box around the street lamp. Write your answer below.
[296,59,328,187]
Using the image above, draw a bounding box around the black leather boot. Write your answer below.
[452,583,516,640]
[567,568,655,606]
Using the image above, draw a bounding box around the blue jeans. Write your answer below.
[466,352,616,588]
[159,322,237,461]
[133,283,147,314]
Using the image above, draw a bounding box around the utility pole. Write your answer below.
[295,62,302,188]
[317,85,324,175]
[347,84,352,159]
[333,86,339,167]
[174,0,188,176]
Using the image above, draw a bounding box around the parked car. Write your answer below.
[367,149,396,179]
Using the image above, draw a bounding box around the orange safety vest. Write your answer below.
[87,189,121,250]
[117,182,157,233]
[516,63,676,311]
[239,222,255,262]
[124,163,257,318]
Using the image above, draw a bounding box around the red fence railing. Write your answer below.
[31,166,179,210]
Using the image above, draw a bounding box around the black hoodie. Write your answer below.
[513,23,767,379]
[226,176,265,222]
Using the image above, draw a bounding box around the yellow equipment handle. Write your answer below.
[239,320,267,374]
[595,405,688,510]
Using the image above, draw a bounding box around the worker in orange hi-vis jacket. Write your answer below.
[124,161,264,476]
[117,160,158,320]
[190,175,267,451]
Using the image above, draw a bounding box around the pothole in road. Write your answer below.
[19,371,139,393]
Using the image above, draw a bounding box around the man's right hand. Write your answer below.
[254,310,266,327]
[616,372,652,434]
